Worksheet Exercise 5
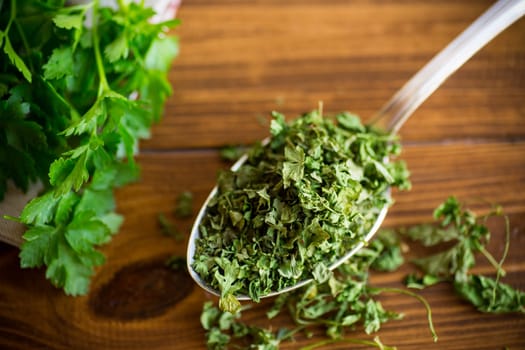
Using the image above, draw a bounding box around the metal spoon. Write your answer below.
[187,0,525,300]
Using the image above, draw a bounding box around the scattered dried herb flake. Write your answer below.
[400,196,524,314]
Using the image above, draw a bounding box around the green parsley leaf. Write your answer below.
[53,12,84,30]
[455,275,524,313]
[65,211,112,253]
[45,234,103,295]
[145,35,180,72]
[49,154,90,195]
[43,47,74,80]
[2,36,32,82]
[20,191,61,225]
[19,224,58,268]
[104,32,129,62]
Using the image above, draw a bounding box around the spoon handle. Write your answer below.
[371,0,525,134]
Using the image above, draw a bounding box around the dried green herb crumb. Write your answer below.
[175,191,194,218]
[219,145,247,162]
[158,213,184,241]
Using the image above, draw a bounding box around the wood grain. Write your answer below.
[1,0,524,349]
[145,0,525,149]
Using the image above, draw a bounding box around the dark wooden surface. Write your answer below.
[1,1,524,349]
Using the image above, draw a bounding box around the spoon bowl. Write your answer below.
[187,0,525,300]
[186,146,391,301]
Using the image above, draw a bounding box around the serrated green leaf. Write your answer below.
[4,117,46,150]
[371,244,404,272]
[3,36,32,82]
[145,36,179,72]
[140,71,172,122]
[54,191,80,225]
[98,212,123,234]
[20,191,60,225]
[45,236,103,296]
[104,32,129,62]
[90,166,118,190]
[372,159,394,184]
[49,153,89,195]
[117,122,137,164]
[65,211,111,253]
[404,273,442,289]
[49,157,74,186]
[61,99,103,136]
[43,46,74,80]
[76,188,115,215]
[112,161,141,187]
[53,11,84,29]
[61,143,89,159]
[364,300,390,334]
[19,225,57,268]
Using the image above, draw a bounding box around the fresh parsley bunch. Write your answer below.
[0,0,179,295]
[192,109,410,311]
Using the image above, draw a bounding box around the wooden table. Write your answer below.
[1,0,524,349]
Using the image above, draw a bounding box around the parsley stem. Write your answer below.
[6,0,15,32]
[492,214,511,307]
[117,0,128,12]
[3,215,21,223]
[372,287,438,343]
[479,246,506,277]
[13,19,34,72]
[92,0,110,96]
[42,79,81,121]
[277,324,307,341]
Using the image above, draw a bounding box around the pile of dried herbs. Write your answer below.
[200,229,432,350]
[198,197,524,350]
[191,109,411,311]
